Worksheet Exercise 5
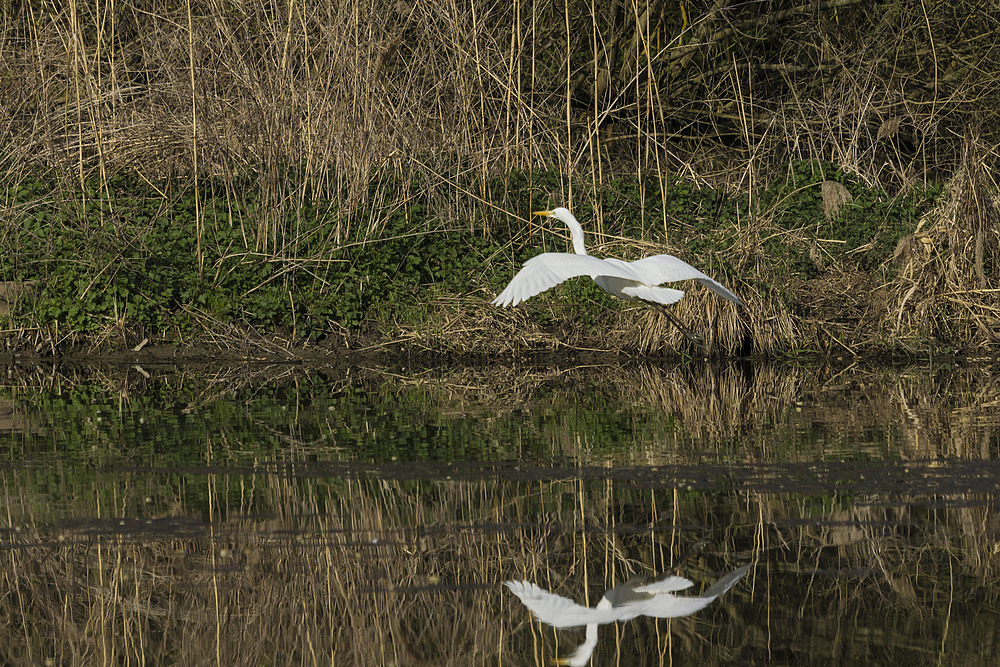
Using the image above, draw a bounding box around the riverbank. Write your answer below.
[5,163,997,360]
[3,1,998,360]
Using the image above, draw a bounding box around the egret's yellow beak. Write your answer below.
[532,209,553,217]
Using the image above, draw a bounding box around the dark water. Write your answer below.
[2,360,999,665]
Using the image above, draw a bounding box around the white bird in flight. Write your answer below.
[492,207,744,346]
[505,563,750,666]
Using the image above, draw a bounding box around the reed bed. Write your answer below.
[6,0,996,191]
[1,0,998,355]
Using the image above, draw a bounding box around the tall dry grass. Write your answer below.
[6,1,999,218]
[884,140,1000,352]
[1,0,998,352]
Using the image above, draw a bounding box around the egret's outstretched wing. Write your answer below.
[628,255,744,307]
[619,284,686,306]
[504,580,624,627]
[492,254,643,307]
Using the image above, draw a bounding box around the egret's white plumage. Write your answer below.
[505,564,750,666]
[492,207,743,310]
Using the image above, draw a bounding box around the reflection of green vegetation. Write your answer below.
[3,362,1000,663]
[8,375,683,472]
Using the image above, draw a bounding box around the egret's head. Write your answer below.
[533,207,572,222]
[532,207,586,254]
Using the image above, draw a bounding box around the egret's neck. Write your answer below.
[559,624,598,666]
[564,218,588,255]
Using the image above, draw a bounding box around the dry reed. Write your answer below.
[3,0,999,354]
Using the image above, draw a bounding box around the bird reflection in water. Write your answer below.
[505,563,750,666]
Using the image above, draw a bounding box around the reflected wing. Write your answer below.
[632,575,694,594]
[701,563,751,598]
[628,255,744,307]
[628,563,751,619]
[492,254,643,307]
[504,581,625,628]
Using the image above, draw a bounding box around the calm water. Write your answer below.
[2,359,999,665]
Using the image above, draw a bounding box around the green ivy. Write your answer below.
[0,165,943,342]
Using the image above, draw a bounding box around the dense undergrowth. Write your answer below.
[1,0,998,357]
[0,163,949,357]
[4,172,497,341]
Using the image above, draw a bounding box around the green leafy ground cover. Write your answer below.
[0,164,943,356]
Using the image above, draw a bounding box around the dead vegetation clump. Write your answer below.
[884,144,1000,353]
[790,259,877,357]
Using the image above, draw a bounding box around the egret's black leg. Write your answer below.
[655,306,706,349]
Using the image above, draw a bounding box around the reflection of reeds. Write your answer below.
[364,361,1000,465]
[611,363,801,453]
[4,455,1000,664]
[891,367,1000,459]
[386,361,800,437]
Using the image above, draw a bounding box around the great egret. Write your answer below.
[505,563,750,666]
[492,208,743,347]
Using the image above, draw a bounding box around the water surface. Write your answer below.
[3,360,999,665]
